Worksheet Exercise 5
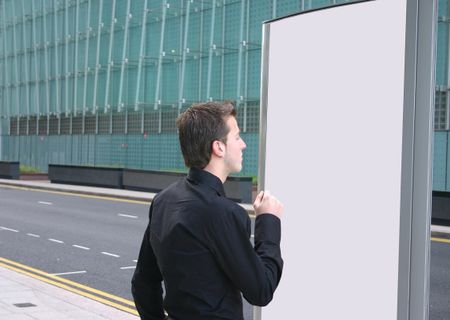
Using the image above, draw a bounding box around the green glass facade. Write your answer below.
[0,0,447,183]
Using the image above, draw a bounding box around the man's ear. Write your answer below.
[211,140,225,157]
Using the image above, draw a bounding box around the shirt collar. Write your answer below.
[187,167,226,197]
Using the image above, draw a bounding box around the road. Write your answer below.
[1,185,449,319]
[0,186,146,299]
[430,240,450,319]
[0,185,254,319]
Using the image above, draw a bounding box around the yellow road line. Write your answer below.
[0,257,135,307]
[431,237,450,244]
[0,183,150,205]
[0,261,138,316]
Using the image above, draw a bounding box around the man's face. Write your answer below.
[223,116,246,174]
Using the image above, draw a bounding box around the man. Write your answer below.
[132,101,283,320]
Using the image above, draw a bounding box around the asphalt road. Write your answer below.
[0,187,146,297]
[0,186,255,319]
[430,241,450,319]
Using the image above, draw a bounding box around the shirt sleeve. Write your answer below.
[131,202,166,320]
[210,207,283,306]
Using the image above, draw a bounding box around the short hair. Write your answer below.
[176,101,237,169]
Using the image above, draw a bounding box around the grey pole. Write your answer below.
[397,0,437,319]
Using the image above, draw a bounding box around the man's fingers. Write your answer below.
[254,191,264,207]
[253,190,283,218]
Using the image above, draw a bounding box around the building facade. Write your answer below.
[0,0,448,187]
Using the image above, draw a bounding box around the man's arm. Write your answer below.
[131,203,166,320]
[210,191,283,306]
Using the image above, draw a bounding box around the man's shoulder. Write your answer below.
[212,196,249,224]
[153,178,186,200]
[153,177,247,219]
[215,195,245,211]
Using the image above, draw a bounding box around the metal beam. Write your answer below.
[53,0,61,117]
[92,0,103,114]
[117,0,131,112]
[272,0,277,18]
[154,0,168,110]
[64,0,69,115]
[134,0,148,111]
[11,2,21,117]
[0,0,4,145]
[82,0,92,117]
[42,0,50,116]
[20,0,31,120]
[206,0,216,100]
[243,0,250,132]
[1,1,11,118]
[198,0,204,101]
[72,0,80,116]
[446,13,450,129]
[104,0,117,113]
[73,0,80,115]
[236,0,245,103]
[124,109,128,134]
[31,0,40,117]
[178,0,190,111]
[220,0,225,100]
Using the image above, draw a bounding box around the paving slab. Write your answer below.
[0,265,138,320]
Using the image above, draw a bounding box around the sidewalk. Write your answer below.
[0,264,138,320]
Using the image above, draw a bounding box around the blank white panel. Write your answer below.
[261,1,407,319]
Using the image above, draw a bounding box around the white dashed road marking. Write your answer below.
[73,245,90,250]
[120,266,136,270]
[51,270,87,276]
[26,233,40,238]
[101,252,120,258]
[118,213,138,219]
[0,226,19,232]
[38,201,53,205]
[48,238,64,244]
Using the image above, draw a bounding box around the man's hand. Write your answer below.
[253,191,283,219]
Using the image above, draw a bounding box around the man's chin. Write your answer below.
[226,162,243,175]
[233,165,243,174]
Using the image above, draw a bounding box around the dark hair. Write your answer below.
[176,101,236,169]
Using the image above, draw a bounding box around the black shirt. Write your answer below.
[131,168,283,320]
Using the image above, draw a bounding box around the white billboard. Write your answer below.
[259,0,436,319]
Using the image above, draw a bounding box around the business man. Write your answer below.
[132,101,283,320]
